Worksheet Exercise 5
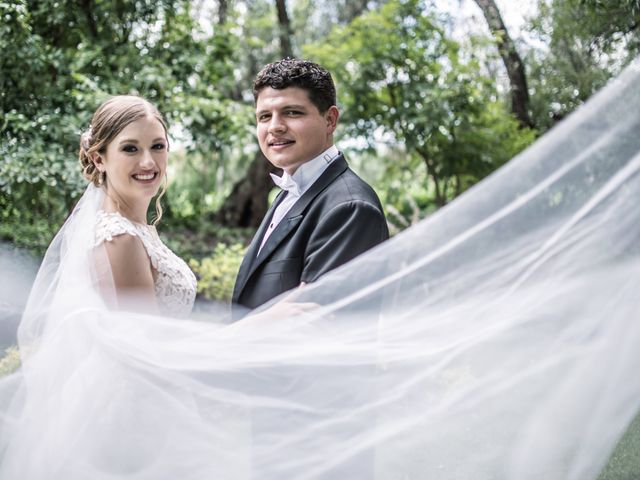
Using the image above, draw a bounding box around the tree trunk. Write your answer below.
[337,0,370,23]
[473,0,533,128]
[217,0,228,25]
[215,0,295,228]
[79,0,99,39]
[214,150,280,227]
[276,0,294,58]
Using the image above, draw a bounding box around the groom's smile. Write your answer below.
[256,87,338,175]
[268,139,295,149]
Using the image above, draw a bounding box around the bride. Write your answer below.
[76,95,197,317]
[1,56,640,479]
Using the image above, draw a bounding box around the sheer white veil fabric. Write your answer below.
[1,59,640,479]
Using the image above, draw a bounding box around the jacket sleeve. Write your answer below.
[301,200,389,283]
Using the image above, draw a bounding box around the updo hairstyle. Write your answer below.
[79,95,168,185]
[78,95,169,223]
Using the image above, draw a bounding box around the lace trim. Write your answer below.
[94,211,196,316]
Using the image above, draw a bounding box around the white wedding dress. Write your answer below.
[1,59,640,479]
[94,210,196,317]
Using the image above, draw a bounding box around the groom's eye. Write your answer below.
[257,113,271,121]
[285,110,302,116]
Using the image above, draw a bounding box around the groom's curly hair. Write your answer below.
[252,58,336,113]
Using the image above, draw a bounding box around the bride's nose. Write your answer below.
[140,149,156,169]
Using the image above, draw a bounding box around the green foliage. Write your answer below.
[0,0,246,249]
[598,413,640,479]
[189,243,246,301]
[0,213,59,256]
[4,0,634,254]
[576,0,640,40]
[305,0,535,209]
[378,166,436,235]
[162,139,256,226]
[527,0,640,130]
[0,346,21,377]
[160,219,252,263]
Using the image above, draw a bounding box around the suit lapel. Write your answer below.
[232,190,288,301]
[250,156,349,268]
[233,155,349,301]
[280,156,348,222]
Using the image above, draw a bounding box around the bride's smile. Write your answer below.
[92,115,168,223]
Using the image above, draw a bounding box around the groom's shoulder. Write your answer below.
[328,164,382,205]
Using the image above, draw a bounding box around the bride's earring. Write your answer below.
[91,154,105,187]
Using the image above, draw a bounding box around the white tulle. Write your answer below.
[1,59,640,479]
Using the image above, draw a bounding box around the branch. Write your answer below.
[78,0,99,39]
[473,0,533,128]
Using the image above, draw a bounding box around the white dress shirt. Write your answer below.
[257,145,340,255]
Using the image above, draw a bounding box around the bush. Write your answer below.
[0,346,21,377]
[189,243,246,301]
[160,221,253,262]
[0,214,61,257]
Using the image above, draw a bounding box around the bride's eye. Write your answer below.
[122,145,138,153]
[152,143,166,151]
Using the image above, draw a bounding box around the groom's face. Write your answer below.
[255,87,338,175]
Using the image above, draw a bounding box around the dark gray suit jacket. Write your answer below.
[232,155,388,311]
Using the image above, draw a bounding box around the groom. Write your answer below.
[232,58,389,311]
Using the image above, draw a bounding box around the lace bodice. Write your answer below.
[94,211,197,317]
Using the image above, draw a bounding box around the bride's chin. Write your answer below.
[136,183,162,197]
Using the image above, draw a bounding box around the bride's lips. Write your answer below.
[131,172,160,183]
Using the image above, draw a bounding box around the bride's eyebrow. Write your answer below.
[118,138,166,145]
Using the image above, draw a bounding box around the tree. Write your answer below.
[473,0,533,128]
[276,0,294,58]
[217,0,229,24]
[526,0,640,130]
[215,0,297,228]
[0,0,243,251]
[578,0,640,38]
[214,0,381,228]
[306,0,535,208]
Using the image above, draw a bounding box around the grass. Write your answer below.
[598,413,640,480]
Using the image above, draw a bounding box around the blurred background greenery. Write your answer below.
[2,2,640,472]
[1,0,639,302]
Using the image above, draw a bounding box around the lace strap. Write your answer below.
[94,211,141,245]
[97,212,167,275]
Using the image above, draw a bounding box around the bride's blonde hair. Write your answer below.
[78,95,169,224]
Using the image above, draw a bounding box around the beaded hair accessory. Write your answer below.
[81,126,93,150]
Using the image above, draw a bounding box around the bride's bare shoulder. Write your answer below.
[95,211,157,309]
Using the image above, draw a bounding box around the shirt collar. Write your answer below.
[270,145,340,197]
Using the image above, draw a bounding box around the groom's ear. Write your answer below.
[325,106,339,134]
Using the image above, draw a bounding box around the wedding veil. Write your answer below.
[1,59,640,479]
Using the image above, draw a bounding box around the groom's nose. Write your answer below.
[267,114,287,134]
